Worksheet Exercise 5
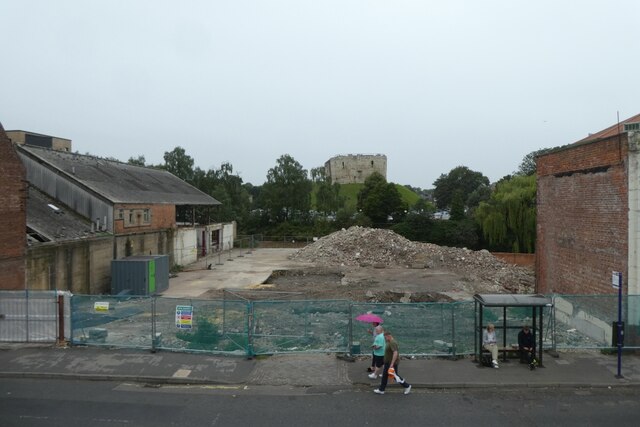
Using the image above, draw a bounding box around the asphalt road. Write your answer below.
[1,379,638,426]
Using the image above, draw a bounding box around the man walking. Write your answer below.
[374,331,411,395]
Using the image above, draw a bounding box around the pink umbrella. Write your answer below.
[355,313,383,324]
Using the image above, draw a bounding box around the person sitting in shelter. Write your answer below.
[518,324,536,370]
[483,323,499,368]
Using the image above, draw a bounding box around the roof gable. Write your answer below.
[575,113,640,143]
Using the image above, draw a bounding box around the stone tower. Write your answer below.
[324,154,387,184]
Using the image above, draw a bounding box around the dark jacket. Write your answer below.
[518,329,534,349]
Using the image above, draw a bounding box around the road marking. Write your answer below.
[172,369,191,378]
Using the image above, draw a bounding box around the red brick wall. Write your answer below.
[0,125,27,290]
[113,203,175,235]
[491,252,535,268]
[536,135,628,295]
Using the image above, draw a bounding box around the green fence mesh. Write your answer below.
[351,301,476,356]
[552,295,640,349]
[68,294,640,355]
[250,300,351,355]
[71,295,153,348]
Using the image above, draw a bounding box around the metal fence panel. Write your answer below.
[0,291,60,342]
[70,295,153,348]
[250,300,351,355]
[153,297,248,355]
[351,301,476,356]
[552,295,639,349]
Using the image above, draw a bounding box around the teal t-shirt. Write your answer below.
[373,333,385,356]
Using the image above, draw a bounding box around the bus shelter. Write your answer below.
[474,294,553,367]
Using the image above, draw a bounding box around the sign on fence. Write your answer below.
[94,302,109,312]
[175,305,193,329]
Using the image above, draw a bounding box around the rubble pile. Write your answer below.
[291,226,535,294]
[291,226,423,266]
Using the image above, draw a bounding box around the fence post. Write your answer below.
[551,294,557,352]
[57,293,65,343]
[451,303,456,358]
[348,304,353,354]
[246,236,253,254]
[246,302,254,358]
[151,297,157,353]
[237,239,244,258]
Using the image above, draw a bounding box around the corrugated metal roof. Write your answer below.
[27,186,103,243]
[19,145,221,206]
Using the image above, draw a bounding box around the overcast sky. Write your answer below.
[1,1,638,188]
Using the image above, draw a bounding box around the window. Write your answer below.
[143,209,151,224]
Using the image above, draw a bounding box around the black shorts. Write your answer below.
[372,355,384,368]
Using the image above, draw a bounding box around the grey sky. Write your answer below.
[1,1,638,188]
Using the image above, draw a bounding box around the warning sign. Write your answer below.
[175,305,193,329]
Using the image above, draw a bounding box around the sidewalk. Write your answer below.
[1,344,639,390]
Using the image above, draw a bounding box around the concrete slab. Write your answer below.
[161,248,302,298]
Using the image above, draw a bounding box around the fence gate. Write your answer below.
[0,291,63,343]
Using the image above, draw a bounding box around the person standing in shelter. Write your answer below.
[367,321,381,373]
[483,323,499,368]
[368,325,385,379]
[518,324,535,370]
[374,331,411,395]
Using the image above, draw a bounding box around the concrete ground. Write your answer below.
[161,248,303,298]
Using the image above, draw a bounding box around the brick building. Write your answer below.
[0,124,27,290]
[536,113,640,297]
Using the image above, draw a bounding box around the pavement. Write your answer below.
[1,344,640,391]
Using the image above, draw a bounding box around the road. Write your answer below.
[1,379,638,426]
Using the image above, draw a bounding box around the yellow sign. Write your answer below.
[94,302,110,312]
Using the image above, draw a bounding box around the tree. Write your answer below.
[261,154,312,222]
[127,155,146,166]
[516,147,558,176]
[315,180,344,215]
[357,172,406,225]
[432,166,490,210]
[449,190,466,221]
[474,174,536,253]
[310,166,326,183]
[163,147,194,182]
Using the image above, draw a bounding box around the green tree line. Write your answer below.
[126,146,551,253]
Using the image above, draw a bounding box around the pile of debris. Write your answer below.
[290,226,534,294]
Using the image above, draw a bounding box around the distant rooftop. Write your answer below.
[575,113,640,143]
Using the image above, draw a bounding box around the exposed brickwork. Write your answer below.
[0,124,27,290]
[536,134,628,295]
[113,203,176,235]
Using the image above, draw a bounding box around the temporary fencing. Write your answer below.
[0,290,69,343]
[2,292,638,355]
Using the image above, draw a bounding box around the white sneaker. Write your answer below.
[368,373,377,379]
[373,389,385,395]
[492,360,499,369]
[404,385,412,395]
